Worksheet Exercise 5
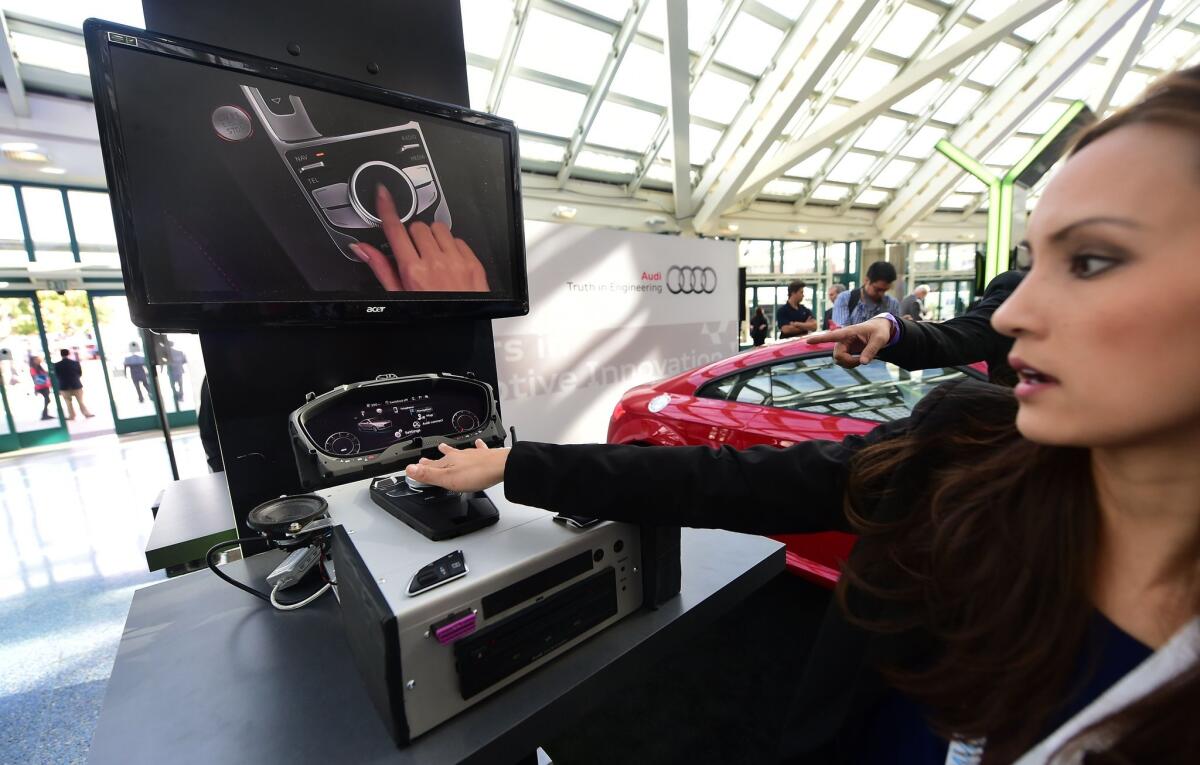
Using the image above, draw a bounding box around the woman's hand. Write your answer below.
[350,184,489,292]
[405,440,509,493]
[805,315,894,367]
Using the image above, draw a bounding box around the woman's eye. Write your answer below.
[1069,254,1119,278]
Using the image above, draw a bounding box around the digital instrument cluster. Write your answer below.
[289,373,505,488]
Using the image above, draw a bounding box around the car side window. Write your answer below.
[698,355,970,422]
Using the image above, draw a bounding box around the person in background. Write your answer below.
[29,355,52,420]
[830,261,900,327]
[124,342,151,404]
[166,341,187,405]
[197,376,223,473]
[899,284,930,321]
[749,306,769,346]
[54,349,93,420]
[823,283,846,330]
[775,280,817,338]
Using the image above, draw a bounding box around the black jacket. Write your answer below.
[504,378,1018,761]
[54,358,83,390]
[878,270,1023,386]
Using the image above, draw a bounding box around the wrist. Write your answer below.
[494,447,511,484]
[874,313,901,346]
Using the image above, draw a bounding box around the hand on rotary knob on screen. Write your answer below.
[349,184,490,292]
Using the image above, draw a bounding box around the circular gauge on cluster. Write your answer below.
[451,410,482,433]
[325,432,361,455]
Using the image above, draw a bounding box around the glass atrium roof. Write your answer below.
[5,0,1200,235]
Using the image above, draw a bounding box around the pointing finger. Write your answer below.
[375,185,421,272]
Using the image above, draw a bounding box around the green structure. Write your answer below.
[936,100,1091,284]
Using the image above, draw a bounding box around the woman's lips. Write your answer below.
[1010,355,1060,398]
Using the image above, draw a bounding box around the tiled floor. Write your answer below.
[0,429,210,765]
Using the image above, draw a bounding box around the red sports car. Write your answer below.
[607,338,986,588]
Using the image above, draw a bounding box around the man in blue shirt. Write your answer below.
[830,260,901,327]
[775,280,817,338]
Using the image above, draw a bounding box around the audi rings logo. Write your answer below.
[666,265,717,295]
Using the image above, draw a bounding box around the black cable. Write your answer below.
[206,536,271,603]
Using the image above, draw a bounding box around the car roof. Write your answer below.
[700,339,836,378]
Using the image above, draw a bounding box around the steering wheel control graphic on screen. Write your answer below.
[240,86,452,262]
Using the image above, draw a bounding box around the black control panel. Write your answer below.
[283,125,448,252]
[454,568,618,699]
[369,476,499,541]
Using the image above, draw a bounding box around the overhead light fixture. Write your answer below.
[0,142,38,152]
[5,149,48,163]
[919,242,930,250]
[551,205,577,220]
[39,166,67,175]
[789,225,808,235]
[644,215,667,227]
[959,232,976,240]
[726,223,739,233]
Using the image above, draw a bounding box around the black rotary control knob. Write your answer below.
[350,161,416,224]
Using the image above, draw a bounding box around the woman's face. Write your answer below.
[992,123,1200,448]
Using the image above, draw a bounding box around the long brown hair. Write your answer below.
[836,65,1200,764]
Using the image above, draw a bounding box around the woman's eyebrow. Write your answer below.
[1049,216,1144,241]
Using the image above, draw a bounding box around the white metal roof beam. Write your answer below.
[486,0,533,113]
[829,58,982,213]
[691,0,883,233]
[876,0,1151,241]
[1090,0,1163,116]
[734,0,1064,204]
[786,0,911,209]
[537,0,758,86]
[1143,0,1200,52]
[626,0,746,195]
[664,0,691,219]
[831,0,981,215]
[0,13,29,118]
[556,0,650,187]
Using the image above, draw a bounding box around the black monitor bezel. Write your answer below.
[84,18,529,331]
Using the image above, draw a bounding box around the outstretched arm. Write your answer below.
[405,412,917,536]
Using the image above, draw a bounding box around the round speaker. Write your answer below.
[247,494,329,536]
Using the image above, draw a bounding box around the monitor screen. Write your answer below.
[85,21,528,329]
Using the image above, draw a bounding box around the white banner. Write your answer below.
[494,221,737,445]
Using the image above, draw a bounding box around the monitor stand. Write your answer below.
[368,476,499,541]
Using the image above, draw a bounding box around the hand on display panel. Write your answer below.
[405,439,509,493]
[350,185,489,293]
[806,315,894,368]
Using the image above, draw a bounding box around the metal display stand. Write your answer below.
[90,529,785,765]
[141,0,487,549]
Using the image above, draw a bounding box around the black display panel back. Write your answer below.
[84,19,528,330]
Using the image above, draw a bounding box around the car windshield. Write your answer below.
[697,354,973,423]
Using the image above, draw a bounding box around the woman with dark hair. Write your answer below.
[29,355,52,420]
[407,67,1200,764]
